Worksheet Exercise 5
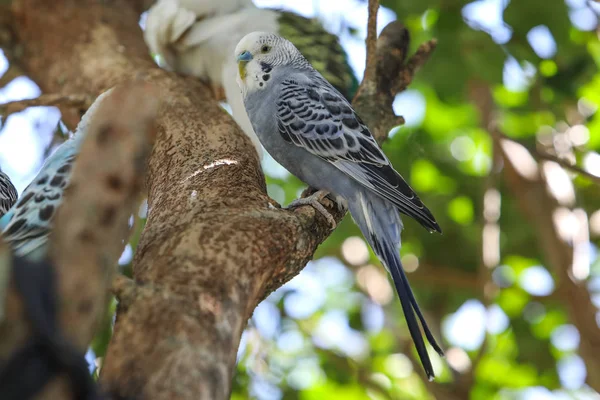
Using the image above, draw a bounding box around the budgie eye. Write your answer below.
[261,45,271,54]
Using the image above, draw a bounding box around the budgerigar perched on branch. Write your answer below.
[0,169,17,218]
[234,32,444,379]
[0,89,113,260]
[144,0,357,156]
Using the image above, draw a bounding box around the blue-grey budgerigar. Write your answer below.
[0,89,113,261]
[235,32,444,380]
[0,169,18,218]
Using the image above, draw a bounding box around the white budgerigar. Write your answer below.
[143,0,357,157]
[0,169,18,218]
[0,89,113,260]
[234,32,444,379]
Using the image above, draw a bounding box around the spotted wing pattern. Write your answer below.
[1,142,77,258]
[276,77,441,233]
[0,170,18,218]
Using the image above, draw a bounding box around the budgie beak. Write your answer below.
[237,50,253,80]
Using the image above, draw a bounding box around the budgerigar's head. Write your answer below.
[234,32,308,94]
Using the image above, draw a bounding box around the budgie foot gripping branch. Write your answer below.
[2,0,438,399]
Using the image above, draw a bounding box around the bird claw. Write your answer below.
[287,190,337,230]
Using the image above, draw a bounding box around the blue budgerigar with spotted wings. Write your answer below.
[0,89,113,260]
[235,32,444,380]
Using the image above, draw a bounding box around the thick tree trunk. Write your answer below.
[9,1,340,399]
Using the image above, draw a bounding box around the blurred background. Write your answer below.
[2,0,600,399]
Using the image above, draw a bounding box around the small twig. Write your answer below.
[353,21,437,143]
[392,38,438,94]
[536,151,600,186]
[0,93,93,120]
[496,132,600,186]
[363,0,379,85]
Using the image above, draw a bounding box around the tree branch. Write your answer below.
[0,80,158,399]
[353,21,437,143]
[392,38,437,94]
[0,93,93,121]
[363,0,379,85]
[535,151,600,186]
[493,132,600,186]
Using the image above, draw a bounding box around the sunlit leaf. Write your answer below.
[447,195,475,225]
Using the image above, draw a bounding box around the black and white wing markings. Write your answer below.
[276,77,441,233]
[277,78,385,164]
[0,171,18,217]
[2,153,75,254]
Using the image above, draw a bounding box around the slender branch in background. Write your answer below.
[494,132,600,186]
[535,151,600,185]
[0,80,159,399]
[0,93,93,121]
[0,19,92,130]
[460,83,503,388]
[498,139,600,391]
[470,82,600,392]
[363,0,379,85]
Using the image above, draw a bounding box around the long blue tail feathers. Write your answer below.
[350,193,444,380]
[376,236,444,380]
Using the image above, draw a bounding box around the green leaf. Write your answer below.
[492,86,529,108]
[503,0,571,61]
[477,355,538,387]
[300,381,366,400]
[497,287,530,317]
[410,159,456,194]
[531,310,568,339]
[447,196,474,225]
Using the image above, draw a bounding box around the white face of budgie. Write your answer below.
[234,31,305,95]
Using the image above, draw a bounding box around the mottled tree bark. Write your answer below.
[7,0,431,398]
